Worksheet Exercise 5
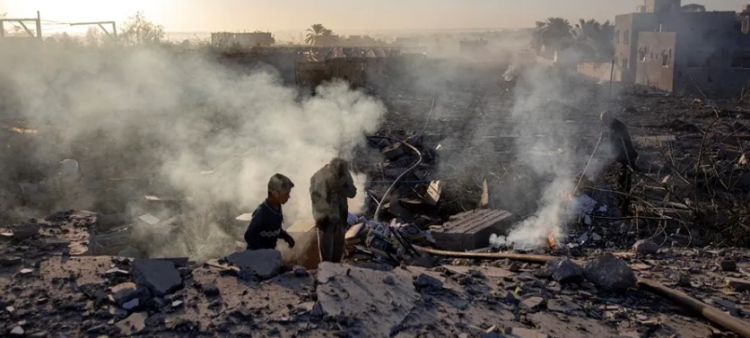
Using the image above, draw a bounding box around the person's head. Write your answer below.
[267,173,294,204]
[600,110,614,128]
[328,157,349,178]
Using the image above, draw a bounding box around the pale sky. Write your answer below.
[0,0,746,33]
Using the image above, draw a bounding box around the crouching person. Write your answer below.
[244,173,296,250]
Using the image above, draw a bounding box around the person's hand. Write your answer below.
[286,236,296,248]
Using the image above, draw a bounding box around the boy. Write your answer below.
[244,173,296,250]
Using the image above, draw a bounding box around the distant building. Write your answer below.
[614,0,750,93]
[211,32,275,48]
[341,35,385,47]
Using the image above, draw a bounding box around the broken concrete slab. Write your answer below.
[545,258,584,284]
[583,253,637,293]
[431,209,515,251]
[227,249,282,280]
[315,262,420,337]
[131,259,183,297]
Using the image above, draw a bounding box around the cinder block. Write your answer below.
[430,209,515,251]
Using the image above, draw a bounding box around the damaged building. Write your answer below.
[613,0,750,93]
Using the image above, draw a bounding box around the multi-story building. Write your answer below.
[614,0,750,93]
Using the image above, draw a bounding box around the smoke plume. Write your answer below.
[0,45,384,261]
[501,64,609,250]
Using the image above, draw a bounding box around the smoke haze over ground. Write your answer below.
[0,45,384,261]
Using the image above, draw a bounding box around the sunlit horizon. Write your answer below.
[1,0,747,37]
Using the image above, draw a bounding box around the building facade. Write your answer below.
[615,0,750,93]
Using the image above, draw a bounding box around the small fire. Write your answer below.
[548,231,557,250]
[561,192,574,201]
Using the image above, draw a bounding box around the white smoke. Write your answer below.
[0,45,384,261]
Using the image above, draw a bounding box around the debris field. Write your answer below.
[3,59,750,338]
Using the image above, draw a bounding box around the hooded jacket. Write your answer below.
[609,118,638,166]
[310,164,356,225]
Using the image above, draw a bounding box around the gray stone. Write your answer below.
[293,266,307,277]
[10,326,24,336]
[122,299,139,311]
[519,296,544,312]
[544,258,584,284]
[111,283,138,304]
[632,239,659,255]
[414,273,444,289]
[131,259,183,297]
[583,253,637,293]
[383,276,395,285]
[227,249,282,280]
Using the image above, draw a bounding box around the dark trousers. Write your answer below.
[616,162,633,216]
[316,219,346,263]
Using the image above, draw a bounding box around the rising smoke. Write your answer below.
[500,64,611,250]
[0,45,384,261]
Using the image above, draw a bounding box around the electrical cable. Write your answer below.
[367,135,423,223]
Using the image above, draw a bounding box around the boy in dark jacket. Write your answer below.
[244,174,296,250]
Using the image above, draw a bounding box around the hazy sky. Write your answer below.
[0,0,746,33]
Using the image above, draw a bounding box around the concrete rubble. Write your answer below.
[227,249,282,280]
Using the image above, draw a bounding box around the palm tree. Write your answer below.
[573,19,615,61]
[532,17,573,54]
[305,24,326,46]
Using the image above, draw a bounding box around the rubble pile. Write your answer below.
[4,211,750,338]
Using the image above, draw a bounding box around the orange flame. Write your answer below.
[548,231,557,250]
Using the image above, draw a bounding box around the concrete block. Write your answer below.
[431,209,515,251]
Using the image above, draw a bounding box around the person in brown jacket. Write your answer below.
[601,111,639,216]
[309,158,357,262]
